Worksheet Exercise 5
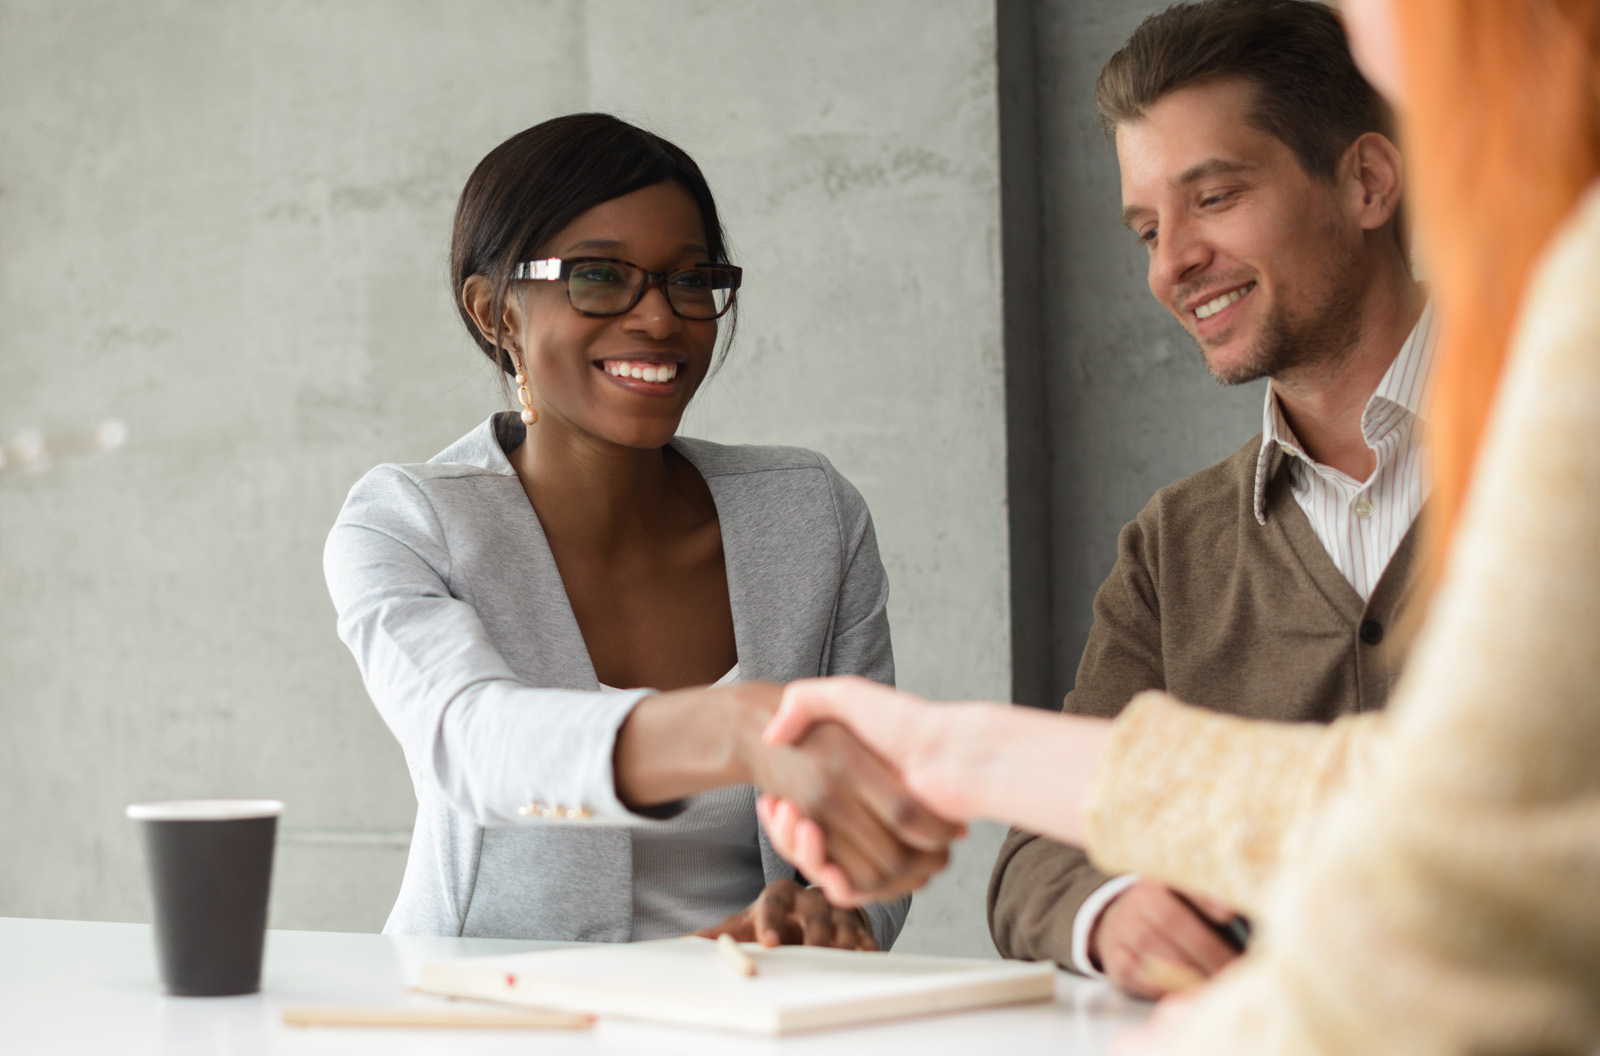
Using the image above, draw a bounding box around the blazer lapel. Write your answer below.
[473,414,601,689]
[675,439,815,887]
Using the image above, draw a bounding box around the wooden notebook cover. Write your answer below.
[417,936,1056,1035]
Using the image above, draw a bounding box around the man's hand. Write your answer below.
[1091,880,1242,999]
[746,721,961,903]
[693,878,877,950]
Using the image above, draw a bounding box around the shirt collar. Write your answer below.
[1366,300,1437,427]
[1252,301,1437,525]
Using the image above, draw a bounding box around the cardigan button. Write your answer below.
[1360,620,1384,645]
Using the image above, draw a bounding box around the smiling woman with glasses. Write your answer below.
[321,113,957,951]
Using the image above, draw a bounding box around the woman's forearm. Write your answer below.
[939,704,1114,846]
[764,678,1116,845]
[613,683,775,808]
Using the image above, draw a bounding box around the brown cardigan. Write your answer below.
[987,431,1421,967]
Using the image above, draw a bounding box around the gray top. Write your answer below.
[324,413,908,947]
[601,666,768,941]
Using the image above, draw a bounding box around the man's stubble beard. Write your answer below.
[1200,237,1367,387]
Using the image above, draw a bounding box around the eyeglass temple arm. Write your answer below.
[511,258,562,281]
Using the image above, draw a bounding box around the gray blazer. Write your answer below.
[324,414,908,947]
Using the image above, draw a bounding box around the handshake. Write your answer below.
[734,678,1245,1003]
[738,676,982,907]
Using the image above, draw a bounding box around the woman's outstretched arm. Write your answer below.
[766,678,1111,843]
[326,468,957,894]
[762,677,1375,917]
[761,679,1116,906]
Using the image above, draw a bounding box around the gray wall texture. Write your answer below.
[0,0,1268,961]
[0,0,1008,957]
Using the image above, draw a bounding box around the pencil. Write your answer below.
[1139,956,1207,994]
[716,933,758,977]
[281,1005,594,1030]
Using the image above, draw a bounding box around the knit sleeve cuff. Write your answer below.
[1082,692,1368,916]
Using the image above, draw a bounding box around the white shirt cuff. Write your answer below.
[1070,873,1141,977]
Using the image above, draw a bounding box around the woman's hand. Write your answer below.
[744,718,964,903]
[747,677,971,905]
[765,676,978,819]
[758,794,856,904]
[761,675,1118,906]
[693,878,877,950]
[614,678,963,903]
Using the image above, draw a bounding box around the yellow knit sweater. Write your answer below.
[1083,184,1600,1056]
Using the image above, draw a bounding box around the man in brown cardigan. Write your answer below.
[987,0,1430,998]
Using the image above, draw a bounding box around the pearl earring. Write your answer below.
[510,351,538,426]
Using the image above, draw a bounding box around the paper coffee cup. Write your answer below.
[126,799,283,997]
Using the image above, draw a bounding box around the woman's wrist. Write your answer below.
[615,683,781,808]
[912,703,993,821]
[724,682,783,786]
[962,707,1114,845]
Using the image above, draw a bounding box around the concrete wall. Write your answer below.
[0,1,1008,957]
[1,0,1276,964]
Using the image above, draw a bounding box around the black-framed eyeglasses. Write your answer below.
[512,257,742,320]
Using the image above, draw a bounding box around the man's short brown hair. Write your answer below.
[1096,0,1392,182]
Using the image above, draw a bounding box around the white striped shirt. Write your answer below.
[1070,307,1439,979]
[1252,304,1437,600]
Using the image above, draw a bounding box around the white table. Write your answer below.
[0,917,1151,1054]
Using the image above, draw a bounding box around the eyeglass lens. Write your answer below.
[567,261,736,319]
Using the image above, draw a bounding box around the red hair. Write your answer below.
[1394,1,1600,568]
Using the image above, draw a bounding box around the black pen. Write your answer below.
[1174,891,1251,952]
[1218,914,1251,952]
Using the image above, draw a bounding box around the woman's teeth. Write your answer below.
[605,361,678,383]
[1194,282,1257,320]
